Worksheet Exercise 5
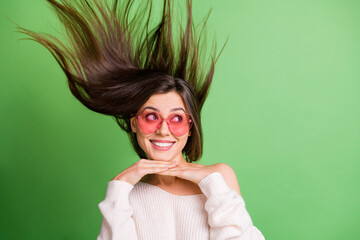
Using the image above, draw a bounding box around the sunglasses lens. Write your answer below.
[167,113,192,136]
[136,110,192,136]
[137,110,162,134]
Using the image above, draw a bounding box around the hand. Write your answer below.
[157,163,214,184]
[111,159,179,185]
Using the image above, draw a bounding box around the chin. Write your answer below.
[148,152,176,162]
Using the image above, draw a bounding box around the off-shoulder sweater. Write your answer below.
[97,172,265,240]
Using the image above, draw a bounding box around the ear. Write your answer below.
[130,117,137,133]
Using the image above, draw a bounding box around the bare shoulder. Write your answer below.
[207,163,241,195]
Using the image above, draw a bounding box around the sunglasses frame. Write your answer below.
[135,109,193,136]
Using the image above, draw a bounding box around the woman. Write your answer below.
[19,0,265,239]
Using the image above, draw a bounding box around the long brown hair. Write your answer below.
[18,0,224,162]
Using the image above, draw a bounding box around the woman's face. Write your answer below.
[130,91,191,162]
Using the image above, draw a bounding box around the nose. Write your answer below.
[156,120,171,136]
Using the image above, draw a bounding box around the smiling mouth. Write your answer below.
[150,140,175,151]
[150,140,175,147]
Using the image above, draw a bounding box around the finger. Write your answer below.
[141,162,178,167]
[157,168,182,176]
[140,158,178,163]
[137,161,178,170]
[157,168,202,183]
[143,165,178,175]
[140,160,179,166]
[142,163,179,170]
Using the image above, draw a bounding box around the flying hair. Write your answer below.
[17,0,225,162]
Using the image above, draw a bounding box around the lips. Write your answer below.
[150,139,175,151]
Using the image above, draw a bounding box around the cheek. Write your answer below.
[136,132,147,148]
[135,131,153,155]
[177,135,190,149]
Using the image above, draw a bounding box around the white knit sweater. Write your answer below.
[97,172,265,240]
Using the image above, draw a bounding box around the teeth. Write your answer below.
[152,141,174,147]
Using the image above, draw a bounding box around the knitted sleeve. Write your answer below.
[97,180,138,240]
[198,172,265,240]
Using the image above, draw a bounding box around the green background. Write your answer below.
[1,0,359,239]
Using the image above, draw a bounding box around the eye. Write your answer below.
[145,113,159,121]
[170,114,183,123]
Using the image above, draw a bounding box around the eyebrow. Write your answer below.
[143,106,186,113]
